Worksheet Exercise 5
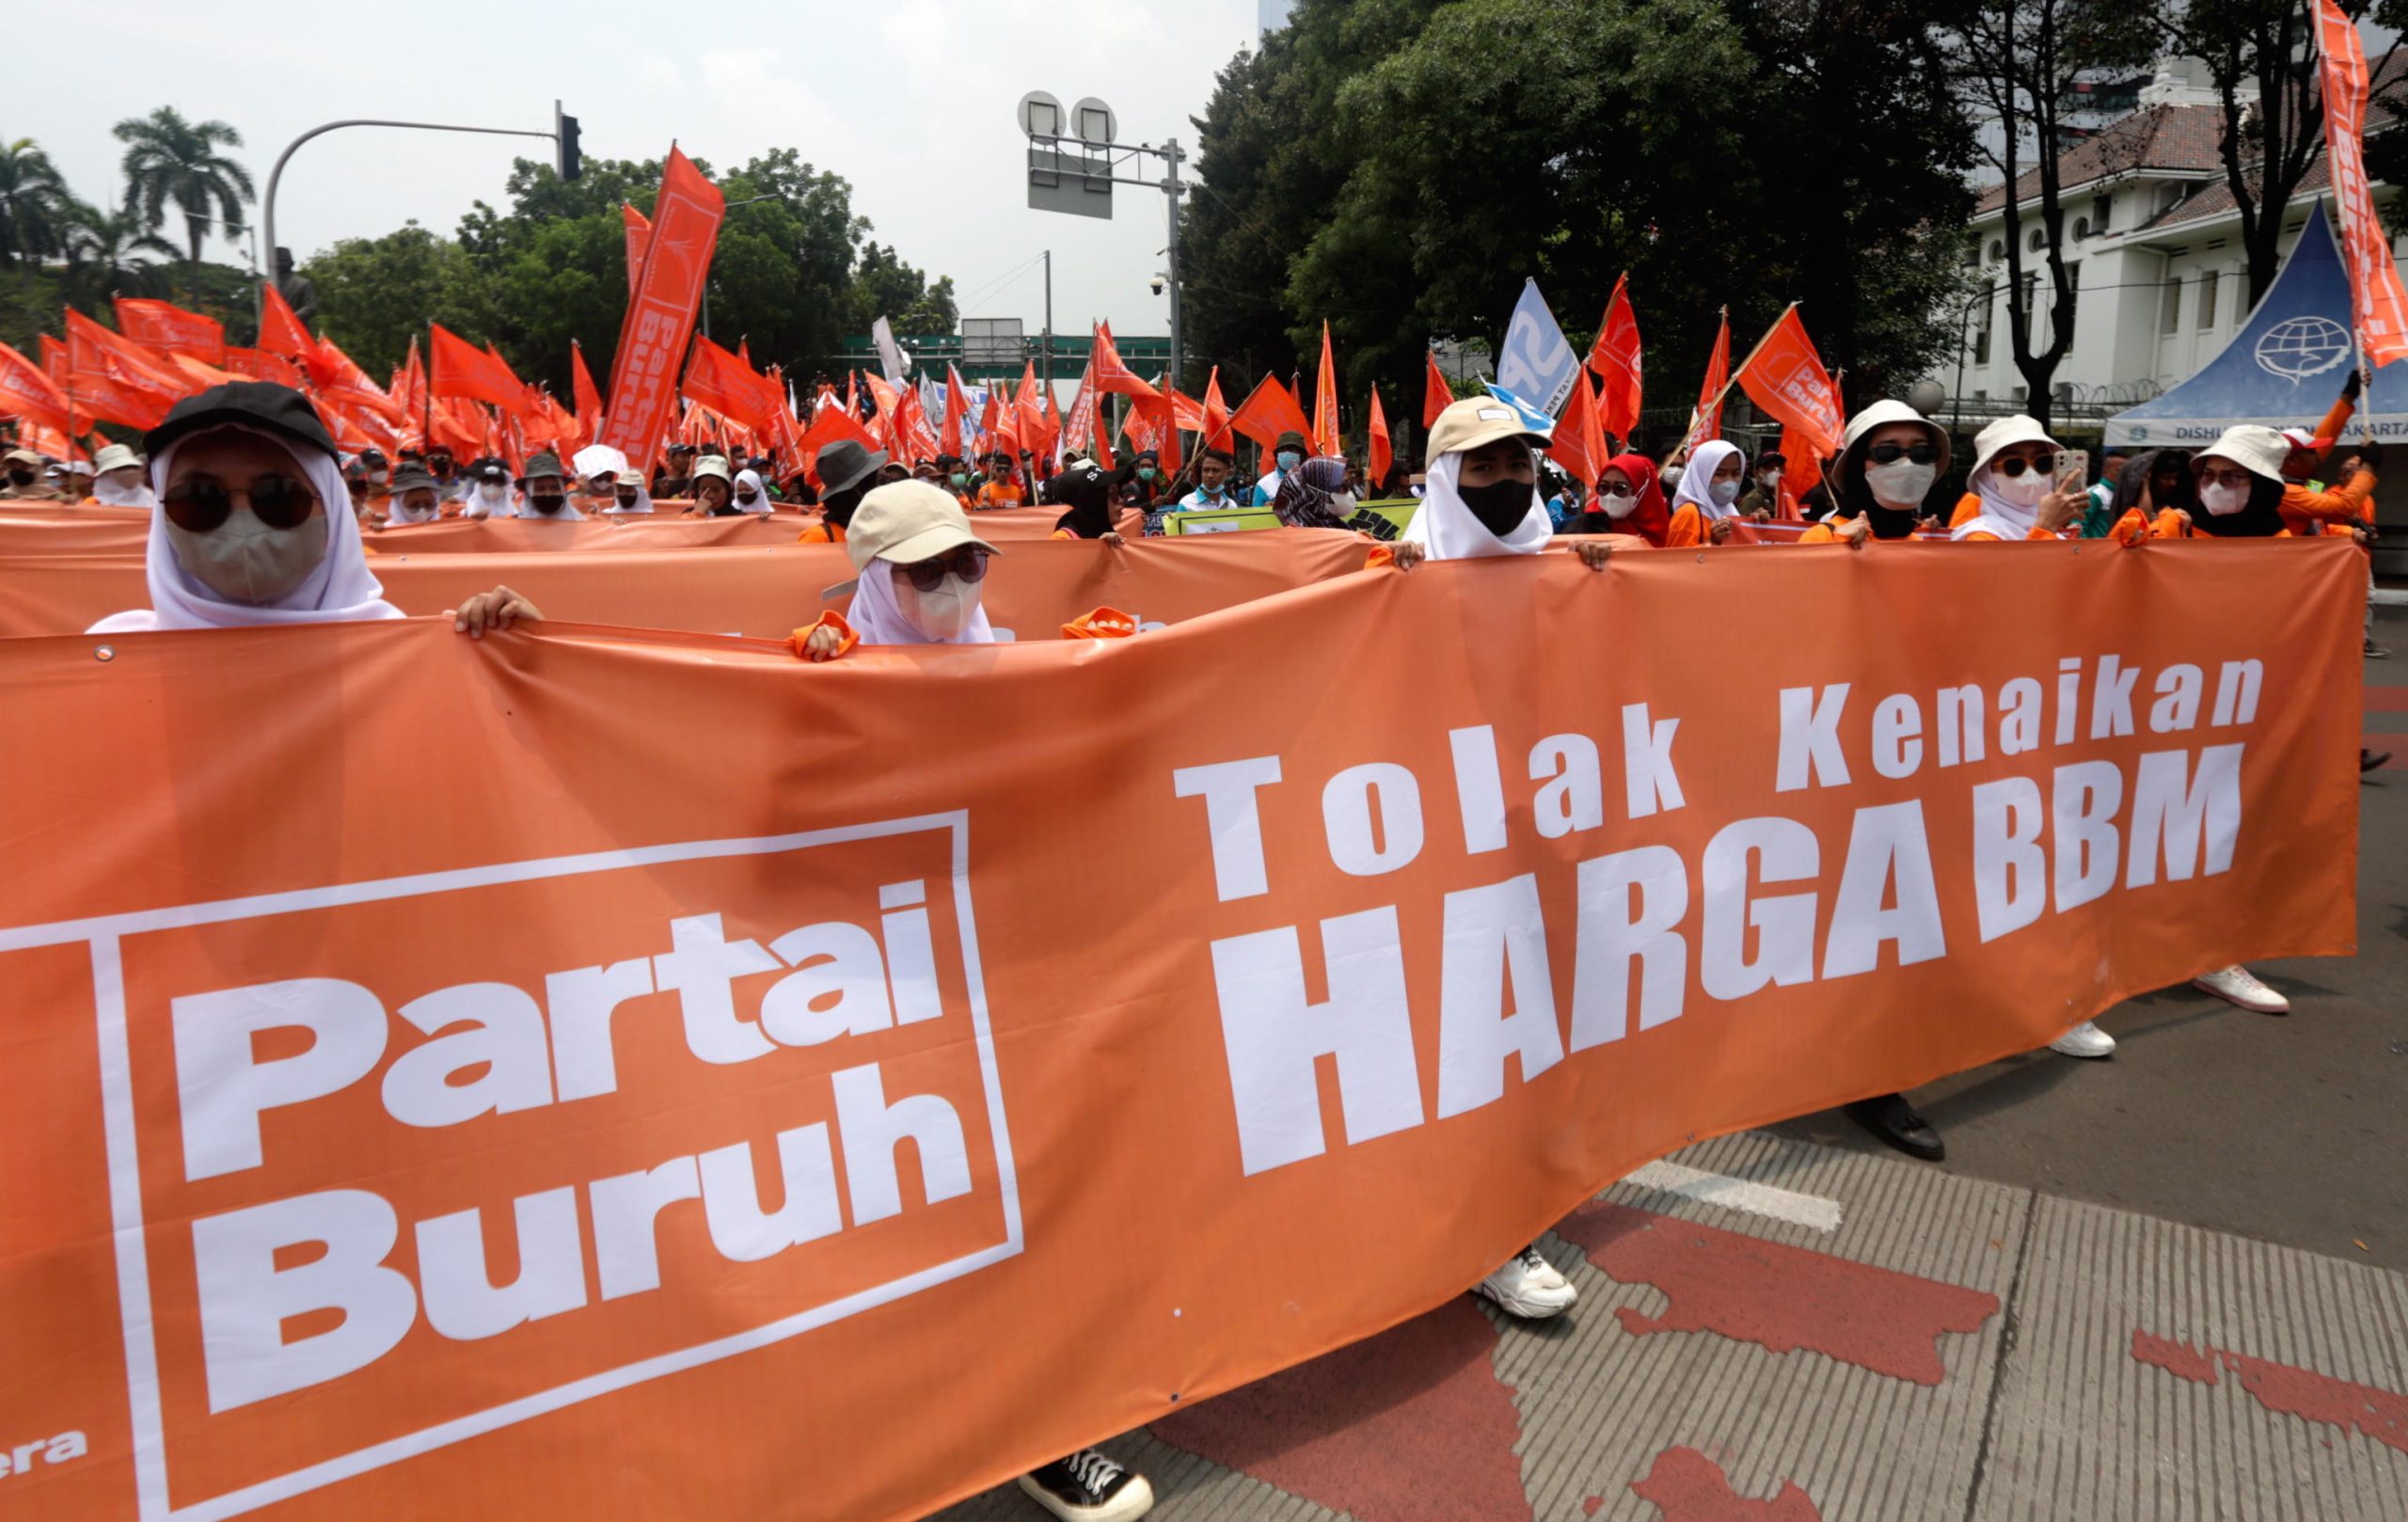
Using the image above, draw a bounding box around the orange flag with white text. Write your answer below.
[622,203,652,298]
[1312,321,1340,456]
[1735,304,1844,466]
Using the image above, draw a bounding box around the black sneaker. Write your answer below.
[1844,1092,1945,1162]
[1019,1450,1154,1522]
[2364,748,2393,773]
[2366,639,2390,658]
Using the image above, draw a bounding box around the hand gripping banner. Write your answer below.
[0,538,2361,1522]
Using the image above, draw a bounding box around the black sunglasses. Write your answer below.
[1866,441,1940,467]
[897,546,991,593]
[1994,452,2060,478]
[162,471,319,533]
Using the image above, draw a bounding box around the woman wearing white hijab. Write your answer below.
[89,443,156,508]
[799,481,999,657]
[1950,416,2084,542]
[794,478,1154,1522]
[460,456,518,519]
[88,382,536,638]
[1391,396,1614,570]
[1385,395,1606,1329]
[731,468,775,515]
[1663,439,1748,547]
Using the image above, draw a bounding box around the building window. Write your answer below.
[2092,194,2112,231]
[2022,272,2039,337]
[2065,263,2080,333]
[2156,183,2182,217]
[2161,276,2182,334]
[1988,238,2005,262]
[1975,288,1994,365]
[2027,227,2046,252]
[2074,216,2091,240]
[2197,268,2219,330]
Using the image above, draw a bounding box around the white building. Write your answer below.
[1934,56,2404,418]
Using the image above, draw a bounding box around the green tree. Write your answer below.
[1190,0,1983,446]
[2165,0,2405,304]
[845,242,958,336]
[59,200,179,308]
[112,106,254,305]
[308,221,492,378]
[0,137,70,277]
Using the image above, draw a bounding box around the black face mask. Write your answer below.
[1456,476,1534,537]
[616,493,638,508]
[7,469,33,487]
[1865,503,1920,540]
[823,484,867,526]
[529,494,566,515]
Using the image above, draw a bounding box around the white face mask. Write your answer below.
[1600,487,1637,519]
[1709,480,1741,507]
[166,504,326,604]
[476,481,506,500]
[1989,465,2052,508]
[2199,480,2251,515]
[898,570,982,639]
[1758,471,1779,487]
[1865,459,1937,508]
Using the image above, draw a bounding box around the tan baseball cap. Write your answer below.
[616,469,645,487]
[845,480,1000,573]
[92,443,139,473]
[1426,395,1549,459]
[4,448,40,467]
[692,454,733,484]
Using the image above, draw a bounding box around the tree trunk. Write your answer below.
[186,217,203,308]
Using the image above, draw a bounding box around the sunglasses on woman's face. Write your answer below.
[897,546,990,593]
[1866,441,1940,466]
[1994,452,2059,478]
[162,471,318,533]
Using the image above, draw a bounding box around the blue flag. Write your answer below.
[1493,277,1581,415]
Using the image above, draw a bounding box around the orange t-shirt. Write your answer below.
[795,520,848,545]
[975,480,1025,509]
[1948,493,1982,529]
[1663,503,1710,547]
[2278,469,2375,536]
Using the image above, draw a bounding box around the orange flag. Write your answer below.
[1089,323,1161,403]
[258,280,314,360]
[65,309,189,400]
[222,346,307,391]
[1680,309,1731,457]
[795,399,880,484]
[1545,369,1608,488]
[1586,273,1643,439]
[571,341,604,439]
[1202,366,1231,450]
[1422,350,1454,429]
[683,335,782,436]
[1312,322,1340,456]
[428,325,528,413]
[114,296,227,366]
[1734,303,1844,466]
[0,341,73,436]
[396,337,427,433]
[622,204,652,298]
[600,146,724,470]
[1227,373,1311,452]
[1367,385,1392,488]
[942,363,967,460]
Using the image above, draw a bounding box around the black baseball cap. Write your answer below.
[144,381,336,463]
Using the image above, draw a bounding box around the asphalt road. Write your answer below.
[1768,603,2408,1270]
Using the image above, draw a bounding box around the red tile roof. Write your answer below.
[1974,105,2222,215]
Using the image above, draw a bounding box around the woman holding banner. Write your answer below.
[1662,440,1748,547]
[1799,401,1949,547]
[87,382,538,640]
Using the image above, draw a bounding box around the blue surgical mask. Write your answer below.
[1276,451,1302,470]
[1138,467,1157,481]
[1709,480,1741,507]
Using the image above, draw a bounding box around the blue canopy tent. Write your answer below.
[2106,201,2407,449]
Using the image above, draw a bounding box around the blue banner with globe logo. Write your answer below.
[2107,200,2408,445]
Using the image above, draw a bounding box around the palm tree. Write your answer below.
[0,137,70,277]
[113,106,252,304]
[61,199,179,309]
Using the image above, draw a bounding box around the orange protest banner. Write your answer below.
[0,531,1375,642]
[0,538,2361,1522]
[2312,0,2408,368]
[600,149,723,468]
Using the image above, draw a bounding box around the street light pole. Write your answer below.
[261,117,562,319]
[1161,139,1184,389]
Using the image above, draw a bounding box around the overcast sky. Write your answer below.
[14,0,1262,344]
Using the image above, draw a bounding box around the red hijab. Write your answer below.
[1596,452,1671,546]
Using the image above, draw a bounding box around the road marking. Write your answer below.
[1622,1161,1845,1233]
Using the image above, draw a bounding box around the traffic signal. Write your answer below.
[554,102,582,182]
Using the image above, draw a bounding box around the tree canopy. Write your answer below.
[1182,0,1983,437]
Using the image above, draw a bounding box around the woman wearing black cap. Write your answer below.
[87,382,535,639]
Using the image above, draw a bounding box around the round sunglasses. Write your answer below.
[161,471,319,533]
[1992,452,2060,478]
[1866,441,1940,467]
[896,545,991,593]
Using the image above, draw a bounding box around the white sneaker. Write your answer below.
[1474,1245,1577,1320]
[2193,964,2290,1014]
[2049,1020,2116,1058]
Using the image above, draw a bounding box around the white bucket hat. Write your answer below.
[1839,400,1953,474]
[1967,414,2063,478]
[2197,425,2289,483]
[92,443,140,473]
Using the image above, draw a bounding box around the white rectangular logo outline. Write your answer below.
[2,811,1018,1522]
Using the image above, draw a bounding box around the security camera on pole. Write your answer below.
[1017,89,1187,388]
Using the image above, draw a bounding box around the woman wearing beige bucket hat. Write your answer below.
[1949,415,2087,542]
